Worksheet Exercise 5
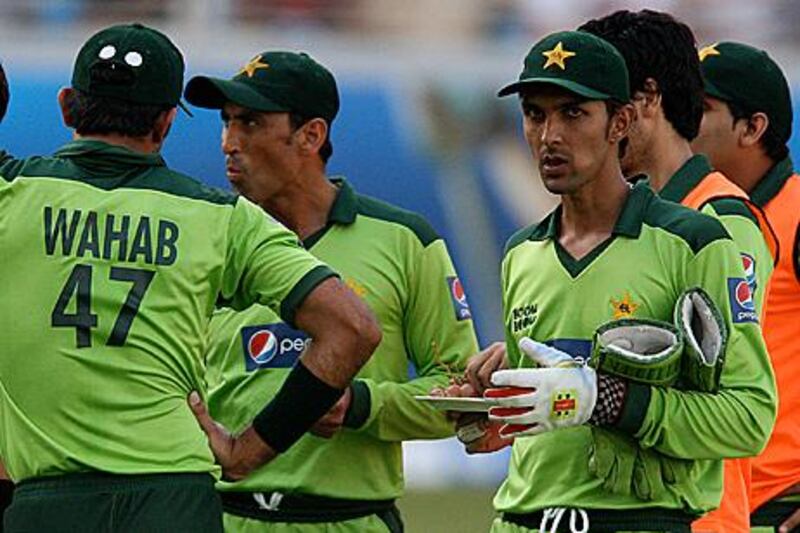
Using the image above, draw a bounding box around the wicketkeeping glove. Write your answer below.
[674,287,728,393]
[485,338,597,438]
[590,318,683,386]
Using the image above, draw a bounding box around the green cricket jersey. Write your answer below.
[206,178,479,499]
[659,154,774,315]
[496,182,776,514]
[0,140,334,482]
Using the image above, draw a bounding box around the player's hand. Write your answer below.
[429,381,511,454]
[465,342,508,394]
[188,391,276,481]
[456,413,513,454]
[310,386,352,438]
[486,338,597,438]
[780,508,800,533]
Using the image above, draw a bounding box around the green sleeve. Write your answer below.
[220,197,337,326]
[625,238,777,459]
[352,239,480,441]
[703,200,774,315]
[502,253,523,368]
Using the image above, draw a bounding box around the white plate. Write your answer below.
[414,395,497,412]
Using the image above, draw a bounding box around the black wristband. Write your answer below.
[343,380,371,429]
[252,361,344,453]
[0,479,14,516]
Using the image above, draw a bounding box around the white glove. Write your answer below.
[486,338,597,438]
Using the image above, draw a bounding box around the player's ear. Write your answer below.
[608,102,636,145]
[297,118,328,158]
[151,107,178,145]
[58,88,77,128]
[633,78,661,120]
[738,112,769,149]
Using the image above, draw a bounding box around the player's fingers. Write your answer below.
[188,391,217,436]
[779,509,800,533]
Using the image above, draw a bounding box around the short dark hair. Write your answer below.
[0,62,9,122]
[289,112,333,163]
[727,100,790,162]
[66,65,172,137]
[579,9,704,142]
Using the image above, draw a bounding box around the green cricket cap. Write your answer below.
[498,30,630,102]
[699,41,792,144]
[184,51,339,124]
[72,23,189,113]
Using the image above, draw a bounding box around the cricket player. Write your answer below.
[183,50,479,532]
[0,24,381,532]
[579,12,778,532]
[449,29,776,532]
[692,41,800,533]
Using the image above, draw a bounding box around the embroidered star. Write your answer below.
[542,42,577,70]
[699,43,721,62]
[610,292,639,319]
[345,278,368,298]
[237,56,270,78]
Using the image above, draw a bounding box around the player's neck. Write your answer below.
[263,172,337,241]
[637,128,694,192]
[73,132,161,154]
[559,169,630,259]
[721,150,775,194]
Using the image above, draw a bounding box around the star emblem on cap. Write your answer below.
[542,42,577,70]
[237,55,270,78]
[699,43,721,62]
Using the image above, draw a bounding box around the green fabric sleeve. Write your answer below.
[634,238,777,459]
[355,239,479,441]
[502,254,524,368]
[219,197,335,322]
[703,202,774,315]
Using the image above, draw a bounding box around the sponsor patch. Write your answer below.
[727,277,758,324]
[551,389,578,420]
[240,323,310,371]
[511,303,538,333]
[741,253,757,297]
[447,276,472,321]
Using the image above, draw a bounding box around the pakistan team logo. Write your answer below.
[551,389,578,420]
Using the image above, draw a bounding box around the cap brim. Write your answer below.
[702,78,731,103]
[498,77,610,100]
[184,76,289,112]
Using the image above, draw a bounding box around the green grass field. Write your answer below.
[398,488,497,533]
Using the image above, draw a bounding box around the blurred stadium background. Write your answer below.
[1,1,799,531]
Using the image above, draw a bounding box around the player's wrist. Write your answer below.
[342,380,371,429]
[252,360,345,452]
[588,375,651,434]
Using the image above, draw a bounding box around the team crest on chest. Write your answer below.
[610,292,639,319]
[345,277,368,298]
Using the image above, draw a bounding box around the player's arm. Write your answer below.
[704,198,775,316]
[345,239,480,441]
[611,237,777,460]
[191,198,381,479]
